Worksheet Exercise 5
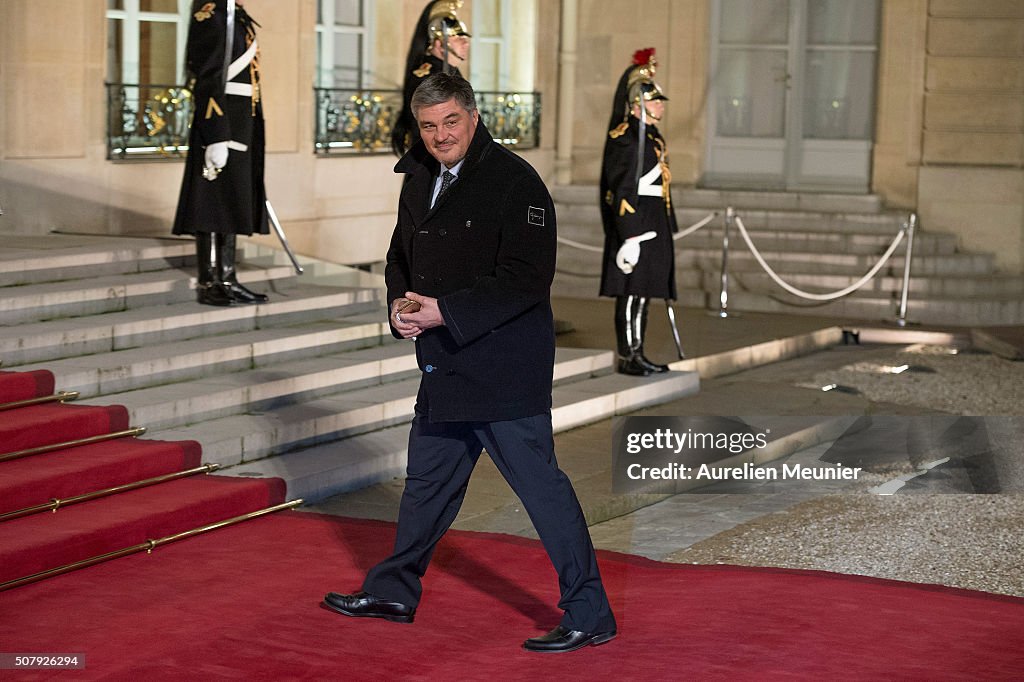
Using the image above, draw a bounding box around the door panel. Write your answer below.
[705,0,879,193]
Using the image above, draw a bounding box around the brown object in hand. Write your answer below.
[395,298,421,314]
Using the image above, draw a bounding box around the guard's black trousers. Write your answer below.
[362,412,617,634]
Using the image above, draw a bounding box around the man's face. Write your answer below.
[632,99,665,122]
[416,98,479,167]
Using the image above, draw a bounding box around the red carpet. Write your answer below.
[0,369,285,593]
[0,402,129,452]
[0,369,55,401]
[1,512,1022,680]
[0,437,202,514]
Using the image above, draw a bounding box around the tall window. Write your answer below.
[106,0,191,84]
[316,0,373,88]
[469,0,536,92]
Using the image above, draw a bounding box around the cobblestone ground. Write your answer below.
[619,344,1024,597]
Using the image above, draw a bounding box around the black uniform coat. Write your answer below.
[598,116,677,299]
[386,118,557,423]
[172,0,268,236]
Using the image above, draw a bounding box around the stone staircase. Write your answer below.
[552,186,1024,326]
[0,233,699,503]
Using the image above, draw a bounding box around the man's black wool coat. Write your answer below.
[386,118,557,423]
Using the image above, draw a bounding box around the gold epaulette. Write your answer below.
[608,122,629,139]
[413,63,432,78]
[193,2,215,21]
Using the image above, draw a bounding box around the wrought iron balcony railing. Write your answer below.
[314,88,541,154]
[106,83,194,160]
[105,83,541,160]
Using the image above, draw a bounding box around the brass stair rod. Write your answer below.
[0,426,147,463]
[0,463,221,523]
[0,391,80,412]
[0,499,303,592]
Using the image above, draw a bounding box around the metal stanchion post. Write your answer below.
[712,206,734,318]
[896,212,916,327]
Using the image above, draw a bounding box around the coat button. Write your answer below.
[415,274,425,281]
[438,228,447,237]
[425,364,434,373]
[433,276,443,285]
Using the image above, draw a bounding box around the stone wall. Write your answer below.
[914,0,1024,273]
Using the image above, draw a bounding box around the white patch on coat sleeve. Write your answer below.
[528,206,545,226]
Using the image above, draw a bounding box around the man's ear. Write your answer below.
[471,109,479,126]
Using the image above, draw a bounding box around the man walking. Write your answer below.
[323,73,617,654]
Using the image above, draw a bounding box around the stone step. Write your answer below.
[715,289,1024,326]
[155,347,619,467]
[557,203,907,235]
[0,235,196,287]
[556,242,996,279]
[222,367,701,503]
[706,270,1024,299]
[552,184,885,214]
[87,345,613,435]
[684,250,995,277]
[78,342,424,432]
[0,258,296,326]
[13,318,395,398]
[0,283,381,366]
[557,221,958,256]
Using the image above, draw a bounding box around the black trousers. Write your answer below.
[362,412,617,633]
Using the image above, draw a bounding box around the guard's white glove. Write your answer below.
[203,141,229,180]
[615,231,657,274]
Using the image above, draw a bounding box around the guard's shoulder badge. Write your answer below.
[194,2,215,21]
[608,122,629,139]
[413,63,432,78]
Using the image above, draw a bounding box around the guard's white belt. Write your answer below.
[227,140,249,152]
[225,82,253,97]
[227,39,258,81]
[637,164,663,197]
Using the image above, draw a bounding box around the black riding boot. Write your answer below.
[195,232,233,307]
[217,233,268,304]
[615,296,651,376]
[633,298,669,373]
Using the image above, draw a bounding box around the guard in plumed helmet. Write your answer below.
[391,0,471,157]
[599,48,684,376]
[172,0,269,306]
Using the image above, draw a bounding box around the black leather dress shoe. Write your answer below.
[321,591,415,624]
[522,625,617,653]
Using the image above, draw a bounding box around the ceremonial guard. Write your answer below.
[599,48,684,375]
[173,0,269,306]
[391,0,471,157]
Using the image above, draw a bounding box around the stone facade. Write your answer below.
[1,0,1021,273]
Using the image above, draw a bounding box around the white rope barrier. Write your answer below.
[673,211,718,241]
[555,211,717,253]
[733,215,907,302]
[555,237,604,253]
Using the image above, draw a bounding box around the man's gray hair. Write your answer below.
[411,72,477,120]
